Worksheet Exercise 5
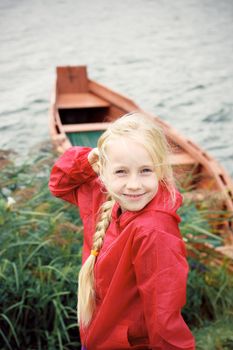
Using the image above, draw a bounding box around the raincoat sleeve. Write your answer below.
[48,146,97,205]
[132,229,195,350]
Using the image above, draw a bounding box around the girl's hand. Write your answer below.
[88,148,100,174]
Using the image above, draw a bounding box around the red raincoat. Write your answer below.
[49,147,195,350]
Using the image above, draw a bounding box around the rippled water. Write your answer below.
[0,0,232,176]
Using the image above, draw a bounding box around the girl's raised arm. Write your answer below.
[49,146,98,205]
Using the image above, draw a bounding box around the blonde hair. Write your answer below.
[77,112,175,328]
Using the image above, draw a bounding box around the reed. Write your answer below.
[0,145,233,349]
[0,146,83,349]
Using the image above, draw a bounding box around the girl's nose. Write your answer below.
[126,175,141,190]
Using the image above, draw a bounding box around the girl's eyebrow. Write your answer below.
[112,165,127,169]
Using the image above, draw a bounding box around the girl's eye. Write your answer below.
[115,169,126,175]
[141,168,153,173]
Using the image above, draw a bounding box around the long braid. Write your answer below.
[77,195,115,328]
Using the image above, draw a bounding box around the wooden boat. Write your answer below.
[49,65,233,268]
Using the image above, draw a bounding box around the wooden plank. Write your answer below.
[62,122,111,133]
[89,80,140,112]
[57,93,110,109]
[57,66,88,93]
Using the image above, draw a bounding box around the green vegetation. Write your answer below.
[0,145,233,350]
[0,146,82,350]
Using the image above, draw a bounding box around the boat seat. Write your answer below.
[57,93,110,109]
[62,122,111,133]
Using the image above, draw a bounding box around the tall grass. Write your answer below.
[0,146,83,349]
[0,145,233,349]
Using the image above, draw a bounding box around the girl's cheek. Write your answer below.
[111,180,123,190]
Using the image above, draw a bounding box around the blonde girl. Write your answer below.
[49,112,195,350]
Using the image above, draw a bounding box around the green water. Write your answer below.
[67,131,103,148]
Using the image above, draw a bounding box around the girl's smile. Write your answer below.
[102,137,158,212]
[123,193,146,198]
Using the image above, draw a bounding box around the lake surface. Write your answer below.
[0,0,232,176]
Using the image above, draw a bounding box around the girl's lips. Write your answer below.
[123,193,144,197]
[123,193,146,200]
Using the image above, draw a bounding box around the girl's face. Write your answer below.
[101,137,158,212]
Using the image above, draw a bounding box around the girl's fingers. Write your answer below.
[88,148,100,174]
